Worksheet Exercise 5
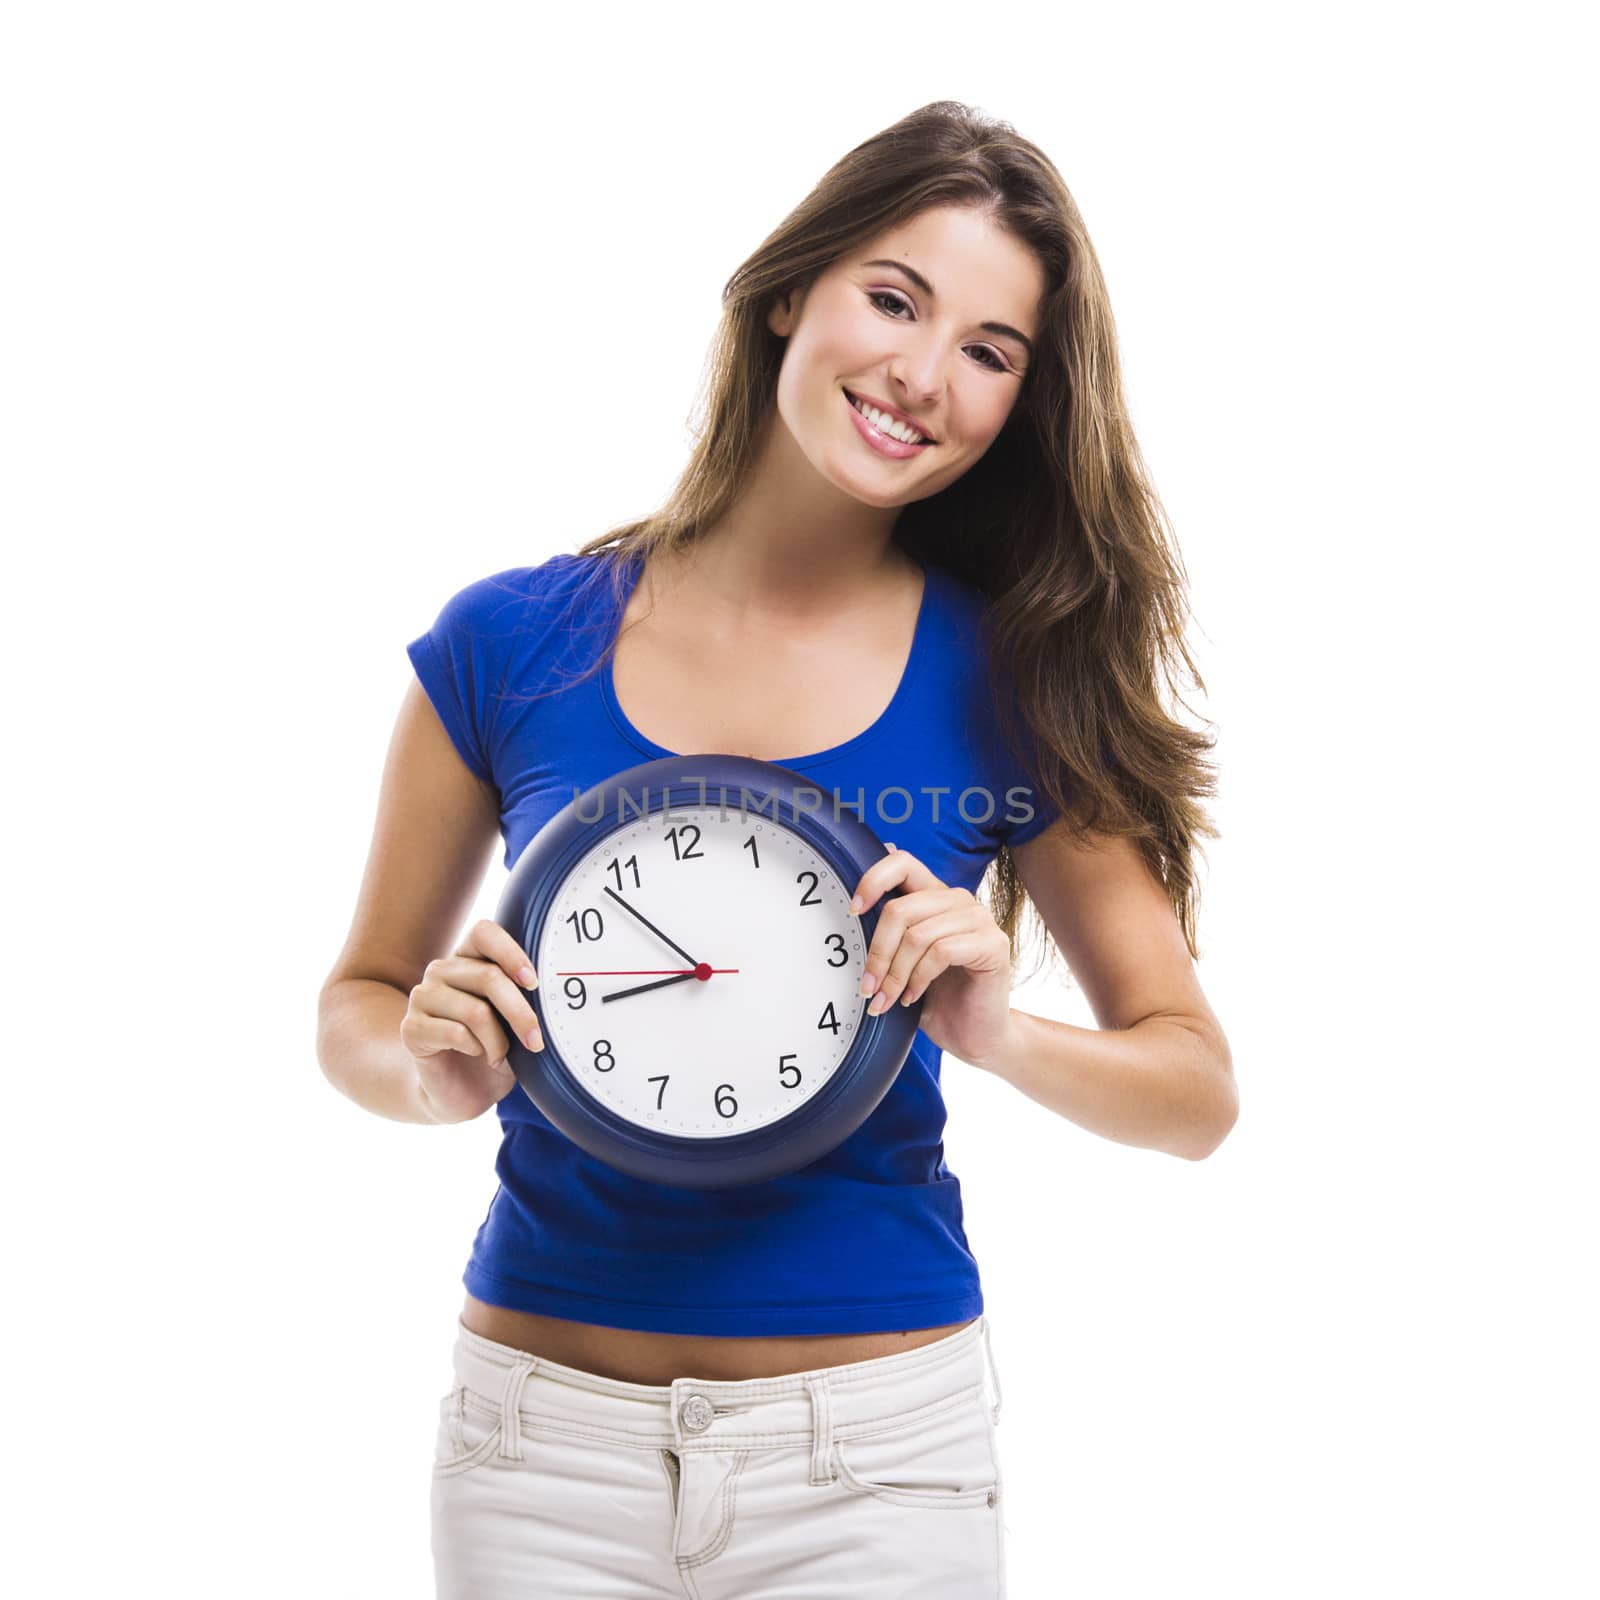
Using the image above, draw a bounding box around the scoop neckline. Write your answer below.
[600,554,938,770]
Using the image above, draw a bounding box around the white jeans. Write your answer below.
[430,1313,1007,1598]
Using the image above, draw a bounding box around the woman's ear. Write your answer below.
[767,287,804,339]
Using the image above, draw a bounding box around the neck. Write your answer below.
[668,410,918,624]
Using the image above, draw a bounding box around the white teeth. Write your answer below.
[850,393,927,445]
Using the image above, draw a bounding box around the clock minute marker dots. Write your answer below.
[505,766,915,1178]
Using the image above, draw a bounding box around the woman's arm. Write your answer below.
[316,677,503,1123]
[983,822,1238,1160]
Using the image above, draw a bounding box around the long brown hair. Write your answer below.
[552,100,1217,978]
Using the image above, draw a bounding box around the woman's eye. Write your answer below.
[868,289,912,318]
[866,289,1008,372]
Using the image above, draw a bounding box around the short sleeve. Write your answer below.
[976,690,1066,849]
[996,780,1061,848]
[405,569,533,786]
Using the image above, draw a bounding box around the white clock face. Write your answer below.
[534,804,870,1138]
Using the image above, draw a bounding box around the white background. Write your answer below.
[5,2,1594,1595]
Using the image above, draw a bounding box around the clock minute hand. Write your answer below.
[601,886,699,968]
[601,971,703,1004]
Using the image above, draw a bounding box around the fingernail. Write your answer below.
[849,894,863,912]
[859,971,878,997]
[517,966,537,987]
[869,992,889,1014]
[525,1028,543,1051]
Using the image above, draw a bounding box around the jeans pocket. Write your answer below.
[831,1392,999,1510]
[431,1383,505,1477]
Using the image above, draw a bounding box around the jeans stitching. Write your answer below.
[447,1384,466,1458]
[495,1356,537,1463]
[831,1436,999,1509]
[680,1449,751,1567]
[432,1413,505,1477]
[657,1448,680,1519]
[458,1378,986,1452]
[982,1318,1003,1425]
[437,1320,1005,1588]
[806,1373,832,1487]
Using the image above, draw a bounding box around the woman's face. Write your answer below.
[766,204,1045,508]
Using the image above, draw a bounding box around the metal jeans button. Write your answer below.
[679,1394,715,1432]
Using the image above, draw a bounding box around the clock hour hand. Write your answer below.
[601,886,699,968]
[600,971,702,1004]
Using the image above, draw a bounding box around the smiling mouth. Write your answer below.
[843,389,936,446]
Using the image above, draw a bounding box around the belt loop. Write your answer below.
[981,1318,1002,1426]
[805,1374,835,1486]
[496,1355,538,1462]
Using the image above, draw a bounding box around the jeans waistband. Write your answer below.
[448,1313,1002,1477]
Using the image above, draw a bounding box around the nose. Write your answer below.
[887,346,944,417]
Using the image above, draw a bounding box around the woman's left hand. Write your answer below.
[850,844,1016,1070]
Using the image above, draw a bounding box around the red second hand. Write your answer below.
[554,965,738,979]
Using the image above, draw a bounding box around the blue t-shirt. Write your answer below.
[406,549,1059,1335]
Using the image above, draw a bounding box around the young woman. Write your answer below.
[319,100,1236,1599]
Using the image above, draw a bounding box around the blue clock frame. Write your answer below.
[494,753,921,1189]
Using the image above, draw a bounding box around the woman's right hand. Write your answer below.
[402,918,545,1125]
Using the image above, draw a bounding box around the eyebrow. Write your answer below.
[861,258,1035,361]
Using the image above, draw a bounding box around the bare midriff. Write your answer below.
[461,1294,976,1384]
[467,544,957,1385]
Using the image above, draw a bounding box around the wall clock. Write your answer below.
[494,754,921,1188]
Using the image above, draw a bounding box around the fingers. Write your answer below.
[461,917,540,993]
[430,918,544,1063]
[857,888,975,1012]
[412,1020,521,1125]
[848,842,929,914]
[894,924,1001,1009]
[850,847,959,1012]
[401,919,546,1124]
[460,917,543,1051]
[419,979,512,1068]
[405,1006,509,1078]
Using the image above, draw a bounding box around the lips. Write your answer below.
[843,389,937,445]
